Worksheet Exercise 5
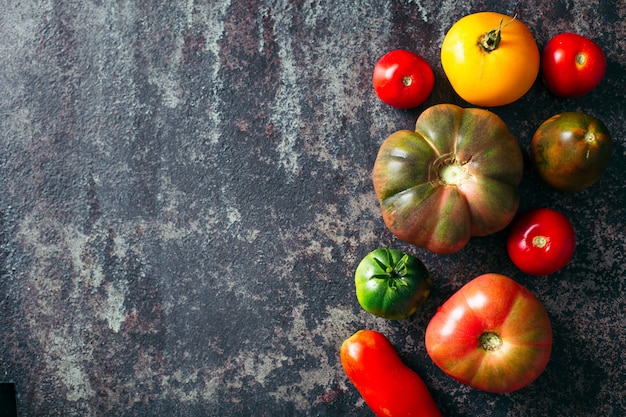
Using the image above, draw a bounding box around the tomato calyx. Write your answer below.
[437,155,471,186]
[584,131,597,144]
[370,249,411,290]
[532,234,549,249]
[430,153,471,186]
[478,25,502,52]
[440,163,470,186]
[477,15,517,52]
[479,331,503,352]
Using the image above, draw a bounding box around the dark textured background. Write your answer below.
[1,1,624,416]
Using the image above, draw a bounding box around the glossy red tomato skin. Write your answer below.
[541,33,606,98]
[373,49,435,109]
[425,273,552,393]
[507,208,576,276]
[341,330,442,417]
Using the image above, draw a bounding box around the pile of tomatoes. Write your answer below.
[342,11,613,417]
[373,14,606,107]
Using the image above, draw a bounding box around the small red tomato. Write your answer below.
[372,49,435,109]
[541,33,606,98]
[507,208,576,276]
[341,330,442,417]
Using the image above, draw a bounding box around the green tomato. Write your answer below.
[354,248,431,320]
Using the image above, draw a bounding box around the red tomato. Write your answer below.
[507,208,576,276]
[541,33,606,98]
[372,49,435,109]
[425,273,552,393]
[341,329,442,417]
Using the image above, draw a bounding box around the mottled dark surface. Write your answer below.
[0,1,624,416]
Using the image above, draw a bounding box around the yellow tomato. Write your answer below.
[441,12,540,107]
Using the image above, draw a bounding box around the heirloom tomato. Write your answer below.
[341,329,442,417]
[354,248,431,320]
[441,12,540,107]
[541,33,606,98]
[507,208,576,276]
[373,49,435,109]
[425,273,552,393]
[372,104,523,254]
[531,112,612,192]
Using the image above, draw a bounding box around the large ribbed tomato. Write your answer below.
[425,273,553,393]
[441,12,540,107]
[372,104,523,254]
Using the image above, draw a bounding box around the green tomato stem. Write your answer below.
[440,163,469,186]
[478,26,502,52]
[533,235,548,249]
[584,131,596,144]
[479,331,503,352]
[477,15,517,53]
[370,249,410,289]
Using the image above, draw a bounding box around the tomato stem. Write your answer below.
[479,332,503,352]
[440,163,469,186]
[478,26,502,52]
[584,131,596,144]
[402,75,413,87]
[532,235,548,249]
[371,249,409,289]
[477,15,517,53]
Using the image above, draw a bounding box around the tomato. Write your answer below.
[507,208,575,276]
[531,112,612,192]
[372,103,523,254]
[440,12,540,107]
[541,33,606,98]
[354,248,431,320]
[341,329,442,417]
[425,273,552,393]
[372,49,435,109]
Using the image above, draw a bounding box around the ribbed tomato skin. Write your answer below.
[425,274,552,393]
[373,104,523,254]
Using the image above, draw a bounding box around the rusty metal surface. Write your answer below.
[0,1,624,416]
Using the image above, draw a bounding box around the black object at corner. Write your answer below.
[0,383,17,417]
